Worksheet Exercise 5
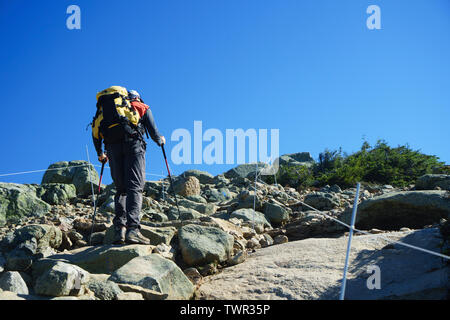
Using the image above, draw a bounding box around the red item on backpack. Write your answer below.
[130,100,149,118]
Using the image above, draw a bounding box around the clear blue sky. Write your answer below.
[0,0,449,185]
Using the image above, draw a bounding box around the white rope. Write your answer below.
[0,164,91,177]
[256,177,450,260]
[0,164,166,179]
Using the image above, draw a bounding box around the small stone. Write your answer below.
[273,235,289,245]
[246,238,261,249]
[183,267,203,285]
[228,250,247,266]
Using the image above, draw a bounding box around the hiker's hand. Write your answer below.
[98,153,108,163]
[160,136,166,146]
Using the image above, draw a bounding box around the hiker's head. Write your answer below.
[128,90,141,101]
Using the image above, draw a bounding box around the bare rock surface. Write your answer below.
[198,228,448,300]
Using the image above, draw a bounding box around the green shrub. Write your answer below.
[273,140,447,189]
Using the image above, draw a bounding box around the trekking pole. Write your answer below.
[161,144,181,217]
[89,158,107,245]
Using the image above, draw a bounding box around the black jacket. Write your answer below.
[93,108,163,156]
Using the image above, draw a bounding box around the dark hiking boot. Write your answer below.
[113,226,126,245]
[125,228,151,245]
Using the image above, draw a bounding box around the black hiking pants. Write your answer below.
[105,139,146,230]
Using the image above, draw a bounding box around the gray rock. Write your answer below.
[5,248,33,272]
[227,250,248,266]
[236,190,263,211]
[166,206,204,221]
[273,235,289,245]
[108,254,194,300]
[145,211,169,223]
[41,161,99,197]
[230,208,272,228]
[43,244,154,274]
[186,195,207,204]
[0,271,29,295]
[415,174,450,191]
[34,262,90,297]
[6,224,62,254]
[178,198,217,215]
[224,163,269,179]
[277,153,315,170]
[0,183,51,226]
[340,191,450,230]
[204,188,232,203]
[140,226,177,246]
[213,174,230,186]
[181,170,214,184]
[87,279,123,300]
[263,202,290,225]
[320,184,342,193]
[284,211,346,241]
[35,183,76,205]
[304,192,341,211]
[178,224,234,267]
[199,228,448,300]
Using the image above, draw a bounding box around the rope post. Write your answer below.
[85,145,96,211]
[252,163,258,231]
[339,182,361,300]
[162,172,165,202]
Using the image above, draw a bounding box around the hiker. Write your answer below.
[92,86,165,245]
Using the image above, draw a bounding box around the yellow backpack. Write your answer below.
[92,86,144,143]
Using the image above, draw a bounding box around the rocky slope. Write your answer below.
[0,155,449,300]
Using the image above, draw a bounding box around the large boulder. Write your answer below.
[263,202,290,225]
[304,192,341,211]
[35,183,77,205]
[340,191,450,230]
[41,161,99,197]
[172,176,201,197]
[230,208,272,228]
[0,183,51,226]
[42,244,154,274]
[198,228,448,300]
[278,152,315,167]
[0,271,29,295]
[181,170,214,184]
[34,261,90,297]
[108,254,194,300]
[178,224,234,267]
[415,174,450,191]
